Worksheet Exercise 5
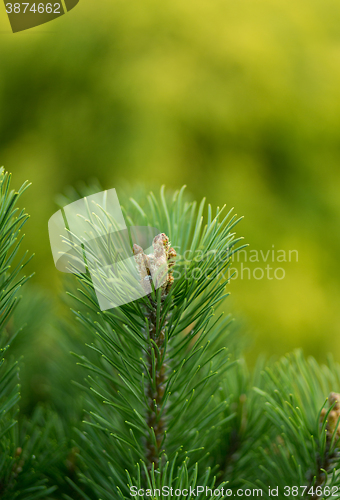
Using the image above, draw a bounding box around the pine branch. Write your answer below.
[133,233,176,470]
[0,168,69,500]
[308,393,340,499]
[65,185,244,498]
[247,351,340,499]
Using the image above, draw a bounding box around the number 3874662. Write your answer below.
[5,3,62,13]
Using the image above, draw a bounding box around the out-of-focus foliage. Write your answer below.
[0,169,69,499]
[1,0,340,362]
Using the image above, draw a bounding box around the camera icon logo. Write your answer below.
[48,189,165,311]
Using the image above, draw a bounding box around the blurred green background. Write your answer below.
[1,0,340,366]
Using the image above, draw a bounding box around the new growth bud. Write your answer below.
[320,392,340,442]
[133,233,176,296]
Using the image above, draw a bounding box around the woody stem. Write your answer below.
[145,299,167,471]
